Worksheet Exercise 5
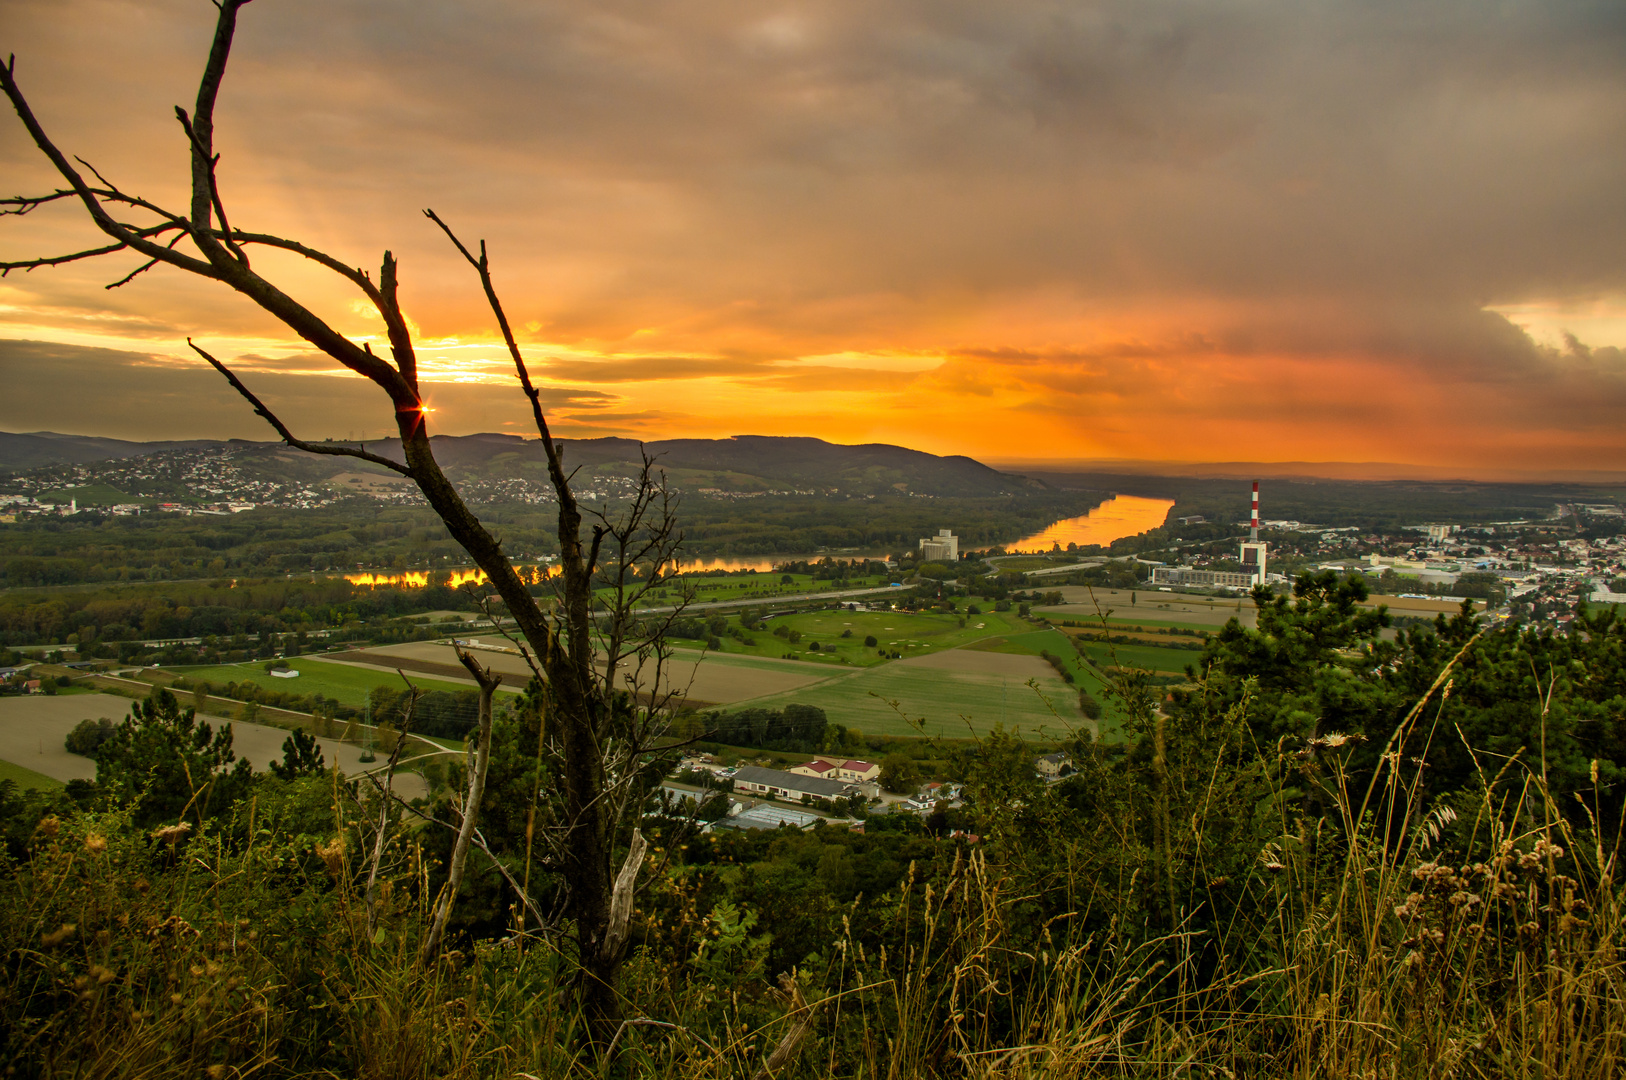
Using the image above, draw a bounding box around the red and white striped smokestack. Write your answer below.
[1250,481,1259,541]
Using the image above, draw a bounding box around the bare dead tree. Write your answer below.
[1,0,691,1040]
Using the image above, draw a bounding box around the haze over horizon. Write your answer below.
[2,1,1624,475]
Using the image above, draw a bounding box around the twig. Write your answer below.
[187,339,414,476]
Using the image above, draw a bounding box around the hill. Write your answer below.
[0,431,1046,499]
[0,431,246,471]
[375,434,1040,497]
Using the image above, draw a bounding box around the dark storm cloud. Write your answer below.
[1,1,1624,468]
[0,340,619,442]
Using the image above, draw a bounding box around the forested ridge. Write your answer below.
[0,488,1100,589]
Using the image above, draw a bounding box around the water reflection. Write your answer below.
[339,498,1170,586]
[666,554,884,574]
[345,569,490,588]
[1010,495,1175,552]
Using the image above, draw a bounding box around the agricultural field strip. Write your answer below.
[172,658,488,708]
[716,619,1100,738]
[1041,612,1229,634]
[337,641,829,706]
[723,659,1086,741]
[0,758,63,791]
[1076,640,1198,674]
[0,694,431,798]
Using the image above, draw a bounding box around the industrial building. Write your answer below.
[919,529,959,562]
[1150,481,1268,591]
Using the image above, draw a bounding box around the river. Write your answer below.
[342,496,1173,585]
[1009,494,1175,552]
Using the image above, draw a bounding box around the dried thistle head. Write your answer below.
[83,833,107,854]
[40,923,76,949]
[150,822,192,845]
[315,836,347,877]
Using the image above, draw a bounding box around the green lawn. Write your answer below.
[691,608,1030,667]
[723,660,1086,741]
[38,484,141,506]
[1076,640,1200,676]
[0,759,64,791]
[169,659,487,709]
[964,625,1131,740]
[690,611,1135,741]
[1049,612,1234,633]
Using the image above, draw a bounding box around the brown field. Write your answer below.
[0,694,428,798]
[1365,593,1485,614]
[323,471,415,495]
[331,641,831,707]
[1037,587,1481,633]
[1036,587,1257,628]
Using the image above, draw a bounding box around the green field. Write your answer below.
[694,613,1143,741]
[1054,615,1228,635]
[725,661,1087,740]
[1076,640,1200,675]
[0,759,64,791]
[170,659,489,708]
[688,607,1030,667]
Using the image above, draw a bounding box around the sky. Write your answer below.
[2,0,1624,477]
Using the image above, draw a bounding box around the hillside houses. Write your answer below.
[789,758,881,784]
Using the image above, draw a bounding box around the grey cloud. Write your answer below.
[3,0,1625,462]
[11,0,1621,313]
[0,339,620,441]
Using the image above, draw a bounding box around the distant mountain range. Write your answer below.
[0,431,1046,498]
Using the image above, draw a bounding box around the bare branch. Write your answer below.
[751,975,820,1080]
[364,688,416,937]
[187,339,414,476]
[421,650,500,965]
[104,258,160,290]
[174,106,249,264]
[186,1,254,248]
[0,239,132,275]
[377,251,418,387]
[0,62,219,278]
[224,230,384,305]
[422,209,575,502]
[0,188,84,216]
[602,828,646,962]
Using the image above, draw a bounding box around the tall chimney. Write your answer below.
[1250,481,1259,542]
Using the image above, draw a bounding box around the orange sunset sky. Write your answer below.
[2,0,1624,477]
